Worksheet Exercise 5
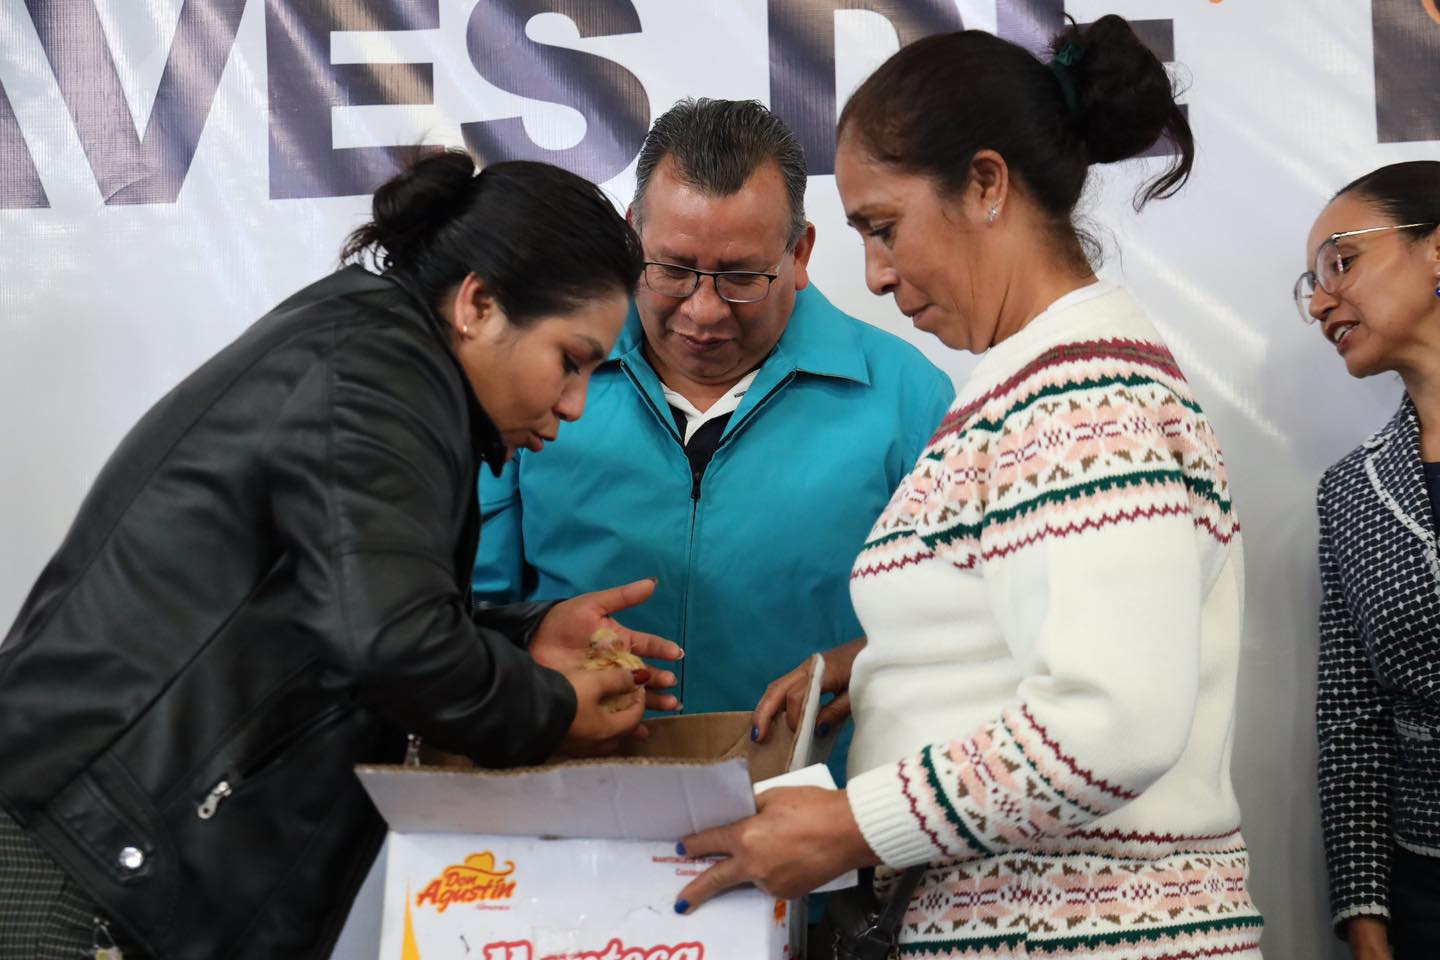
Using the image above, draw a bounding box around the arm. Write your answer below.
[1316,477,1396,945]
[471,457,529,604]
[268,323,608,767]
[846,377,1209,867]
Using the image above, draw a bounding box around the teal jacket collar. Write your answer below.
[608,284,873,387]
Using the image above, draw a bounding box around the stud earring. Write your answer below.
[1434,283,1440,299]
[986,203,1001,224]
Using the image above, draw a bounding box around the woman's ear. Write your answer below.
[967,149,1010,226]
[450,273,506,343]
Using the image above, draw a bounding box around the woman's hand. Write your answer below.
[672,786,881,913]
[531,579,684,712]
[556,665,646,757]
[1346,916,1391,960]
[751,637,866,743]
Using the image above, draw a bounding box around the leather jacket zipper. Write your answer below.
[194,703,349,821]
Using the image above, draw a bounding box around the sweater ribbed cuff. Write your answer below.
[1332,903,1390,940]
[847,763,947,868]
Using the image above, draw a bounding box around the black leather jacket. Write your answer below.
[0,267,578,959]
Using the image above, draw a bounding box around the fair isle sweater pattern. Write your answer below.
[849,336,1261,958]
[854,339,1236,580]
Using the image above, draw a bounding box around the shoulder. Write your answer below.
[793,284,951,391]
[1317,399,1411,506]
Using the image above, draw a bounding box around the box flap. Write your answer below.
[357,661,823,840]
[357,756,756,839]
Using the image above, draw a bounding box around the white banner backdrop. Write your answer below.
[2,1,1438,956]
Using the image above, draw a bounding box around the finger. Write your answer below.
[783,682,808,732]
[591,665,639,699]
[751,674,800,743]
[587,579,658,616]
[645,669,678,691]
[783,658,818,731]
[675,857,751,915]
[815,693,852,736]
[645,691,681,712]
[625,630,683,662]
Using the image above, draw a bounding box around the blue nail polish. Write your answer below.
[675,841,687,857]
[674,899,690,915]
[750,725,760,742]
[817,722,832,737]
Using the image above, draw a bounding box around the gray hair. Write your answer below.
[631,98,808,250]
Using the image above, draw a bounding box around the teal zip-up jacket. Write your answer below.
[472,284,954,765]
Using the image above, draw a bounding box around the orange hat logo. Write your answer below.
[415,852,518,913]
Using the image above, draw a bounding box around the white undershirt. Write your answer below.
[661,370,759,445]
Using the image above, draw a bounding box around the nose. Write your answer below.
[682,275,733,328]
[864,243,898,297]
[1309,283,1337,324]
[555,375,586,422]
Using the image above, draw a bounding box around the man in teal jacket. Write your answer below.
[472,99,953,770]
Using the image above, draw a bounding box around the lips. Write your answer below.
[675,332,731,353]
[1326,322,1359,349]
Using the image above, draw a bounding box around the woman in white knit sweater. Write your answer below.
[674,15,1264,960]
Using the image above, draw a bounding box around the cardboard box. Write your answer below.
[357,657,833,960]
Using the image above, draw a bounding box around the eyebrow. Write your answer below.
[578,335,607,363]
[650,249,777,272]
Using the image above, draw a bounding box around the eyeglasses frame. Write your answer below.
[1293,222,1437,323]
[641,260,783,305]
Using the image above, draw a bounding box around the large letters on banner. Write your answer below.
[767,0,964,177]
[0,81,46,209]
[266,0,440,200]
[22,0,246,205]
[462,0,648,186]
[1373,0,1440,143]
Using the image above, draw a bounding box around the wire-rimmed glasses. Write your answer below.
[1294,222,1436,323]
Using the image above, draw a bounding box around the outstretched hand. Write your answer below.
[531,579,684,713]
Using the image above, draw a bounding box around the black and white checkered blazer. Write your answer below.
[1317,395,1440,931]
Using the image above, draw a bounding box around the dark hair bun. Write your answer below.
[342,149,476,270]
[1056,15,1194,203]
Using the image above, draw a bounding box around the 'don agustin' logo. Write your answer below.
[414,851,518,913]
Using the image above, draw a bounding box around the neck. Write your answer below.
[990,258,1097,348]
[642,342,743,412]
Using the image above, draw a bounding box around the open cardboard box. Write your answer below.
[356,655,837,959]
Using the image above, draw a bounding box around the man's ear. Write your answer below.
[791,222,817,292]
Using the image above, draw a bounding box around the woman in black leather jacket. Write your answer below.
[0,151,680,960]
[1301,161,1440,960]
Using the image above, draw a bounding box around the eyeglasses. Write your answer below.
[642,261,780,304]
[1294,222,1436,323]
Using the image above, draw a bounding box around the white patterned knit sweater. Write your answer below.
[845,284,1264,958]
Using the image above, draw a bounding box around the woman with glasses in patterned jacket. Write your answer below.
[1300,161,1440,960]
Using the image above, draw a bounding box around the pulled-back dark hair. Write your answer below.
[1336,161,1440,242]
[342,150,643,327]
[838,15,1194,263]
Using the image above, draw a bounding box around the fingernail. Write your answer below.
[632,669,651,685]
[750,725,760,742]
[674,899,690,915]
[675,841,687,857]
[817,722,832,737]
[648,576,659,585]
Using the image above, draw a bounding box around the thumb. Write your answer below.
[588,578,657,616]
[589,665,640,699]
